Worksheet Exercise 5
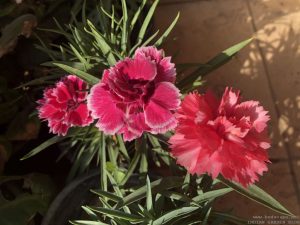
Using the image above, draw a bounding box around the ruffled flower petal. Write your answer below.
[88,83,124,135]
[123,55,157,81]
[170,88,270,187]
[37,75,92,136]
[88,46,180,140]
[145,99,177,133]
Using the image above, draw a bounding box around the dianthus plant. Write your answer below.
[22,0,293,224]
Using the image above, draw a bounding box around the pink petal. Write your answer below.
[135,47,176,83]
[169,89,271,187]
[170,125,222,176]
[156,57,176,83]
[123,56,157,81]
[88,83,124,134]
[145,99,177,133]
[150,82,180,110]
[122,113,148,141]
[177,92,214,125]
[48,120,69,136]
[203,90,219,115]
[218,87,240,115]
[135,46,163,62]
[235,101,270,133]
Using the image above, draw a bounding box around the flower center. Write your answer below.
[67,99,78,111]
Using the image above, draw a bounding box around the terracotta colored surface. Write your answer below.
[155,0,300,219]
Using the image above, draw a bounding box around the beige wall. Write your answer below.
[155,0,300,218]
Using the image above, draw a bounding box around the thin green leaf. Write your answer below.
[42,61,85,70]
[147,134,171,166]
[69,44,88,69]
[100,134,107,192]
[21,136,66,160]
[116,134,130,161]
[106,172,131,214]
[192,188,233,204]
[162,191,192,203]
[142,30,159,46]
[88,207,144,222]
[120,0,128,53]
[136,0,159,44]
[107,143,117,166]
[178,38,253,90]
[120,145,141,186]
[202,207,212,225]
[82,206,99,221]
[54,63,99,85]
[155,12,180,46]
[118,176,184,207]
[16,74,62,89]
[182,172,190,193]
[152,207,199,225]
[70,220,108,225]
[146,176,153,212]
[86,20,116,66]
[130,30,159,56]
[106,172,123,197]
[218,176,293,216]
[211,211,248,225]
[130,0,147,31]
[91,189,122,202]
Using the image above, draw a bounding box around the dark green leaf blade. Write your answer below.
[118,176,184,207]
[152,207,199,225]
[21,136,66,160]
[155,12,180,47]
[178,38,253,90]
[54,63,99,85]
[88,207,144,222]
[218,176,293,216]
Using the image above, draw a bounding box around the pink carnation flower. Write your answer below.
[88,46,180,141]
[37,75,93,136]
[169,88,270,186]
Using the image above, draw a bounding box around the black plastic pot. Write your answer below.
[41,170,100,225]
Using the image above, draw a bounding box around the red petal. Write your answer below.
[218,87,240,115]
[67,103,92,126]
[235,101,270,133]
[53,82,71,103]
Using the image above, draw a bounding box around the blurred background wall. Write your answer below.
[155,0,300,217]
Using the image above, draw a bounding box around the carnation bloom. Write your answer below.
[169,88,270,186]
[88,46,180,141]
[37,75,93,135]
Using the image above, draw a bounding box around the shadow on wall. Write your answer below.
[241,16,300,160]
[156,0,300,159]
[155,0,300,216]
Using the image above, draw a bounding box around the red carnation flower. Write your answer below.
[88,46,180,141]
[169,88,270,186]
[37,75,93,135]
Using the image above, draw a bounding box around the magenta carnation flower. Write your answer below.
[88,46,180,141]
[169,88,270,186]
[37,75,93,136]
